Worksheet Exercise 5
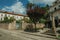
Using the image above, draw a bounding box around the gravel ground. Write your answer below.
[0,28,57,40]
[0,31,23,40]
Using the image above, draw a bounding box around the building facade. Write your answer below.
[49,0,60,19]
[0,10,27,21]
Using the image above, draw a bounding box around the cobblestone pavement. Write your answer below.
[0,28,57,40]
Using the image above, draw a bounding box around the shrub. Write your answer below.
[24,24,34,32]
[16,20,22,23]
[39,18,46,24]
[0,16,15,23]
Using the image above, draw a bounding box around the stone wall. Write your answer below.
[0,23,9,29]
[8,21,16,30]
[0,21,16,30]
[22,23,45,30]
[0,22,45,30]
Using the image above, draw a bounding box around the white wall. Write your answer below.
[0,12,24,21]
[49,3,60,12]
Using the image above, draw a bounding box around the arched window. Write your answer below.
[54,1,57,4]
[54,7,57,11]
[59,5,60,7]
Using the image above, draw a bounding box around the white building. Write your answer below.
[0,10,27,21]
[49,0,60,19]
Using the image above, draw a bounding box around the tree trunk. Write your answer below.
[52,14,58,38]
[34,23,36,32]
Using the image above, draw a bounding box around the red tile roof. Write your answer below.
[0,10,27,17]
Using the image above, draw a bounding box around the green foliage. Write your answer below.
[27,3,35,9]
[22,17,32,23]
[24,18,29,23]
[0,16,15,23]
[27,6,46,24]
[58,35,60,39]
[24,18,32,23]
[27,3,48,32]
[4,16,9,23]
[16,20,22,23]
[28,19,33,23]
[39,18,46,23]
[9,17,15,23]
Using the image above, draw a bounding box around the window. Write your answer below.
[54,1,57,4]
[54,7,57,11]
[8,14,10,17]
[59,5,60,7]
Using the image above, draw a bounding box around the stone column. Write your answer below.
[52,13,58,38]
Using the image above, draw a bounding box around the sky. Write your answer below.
[0,0,56,14]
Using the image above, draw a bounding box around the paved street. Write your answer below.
[0,28,57,40]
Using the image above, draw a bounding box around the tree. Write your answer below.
[9,17,15,23]
[27,4,46,32]
[27,3,34,9]
[4,16,15,23]
[4,16,9,23]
